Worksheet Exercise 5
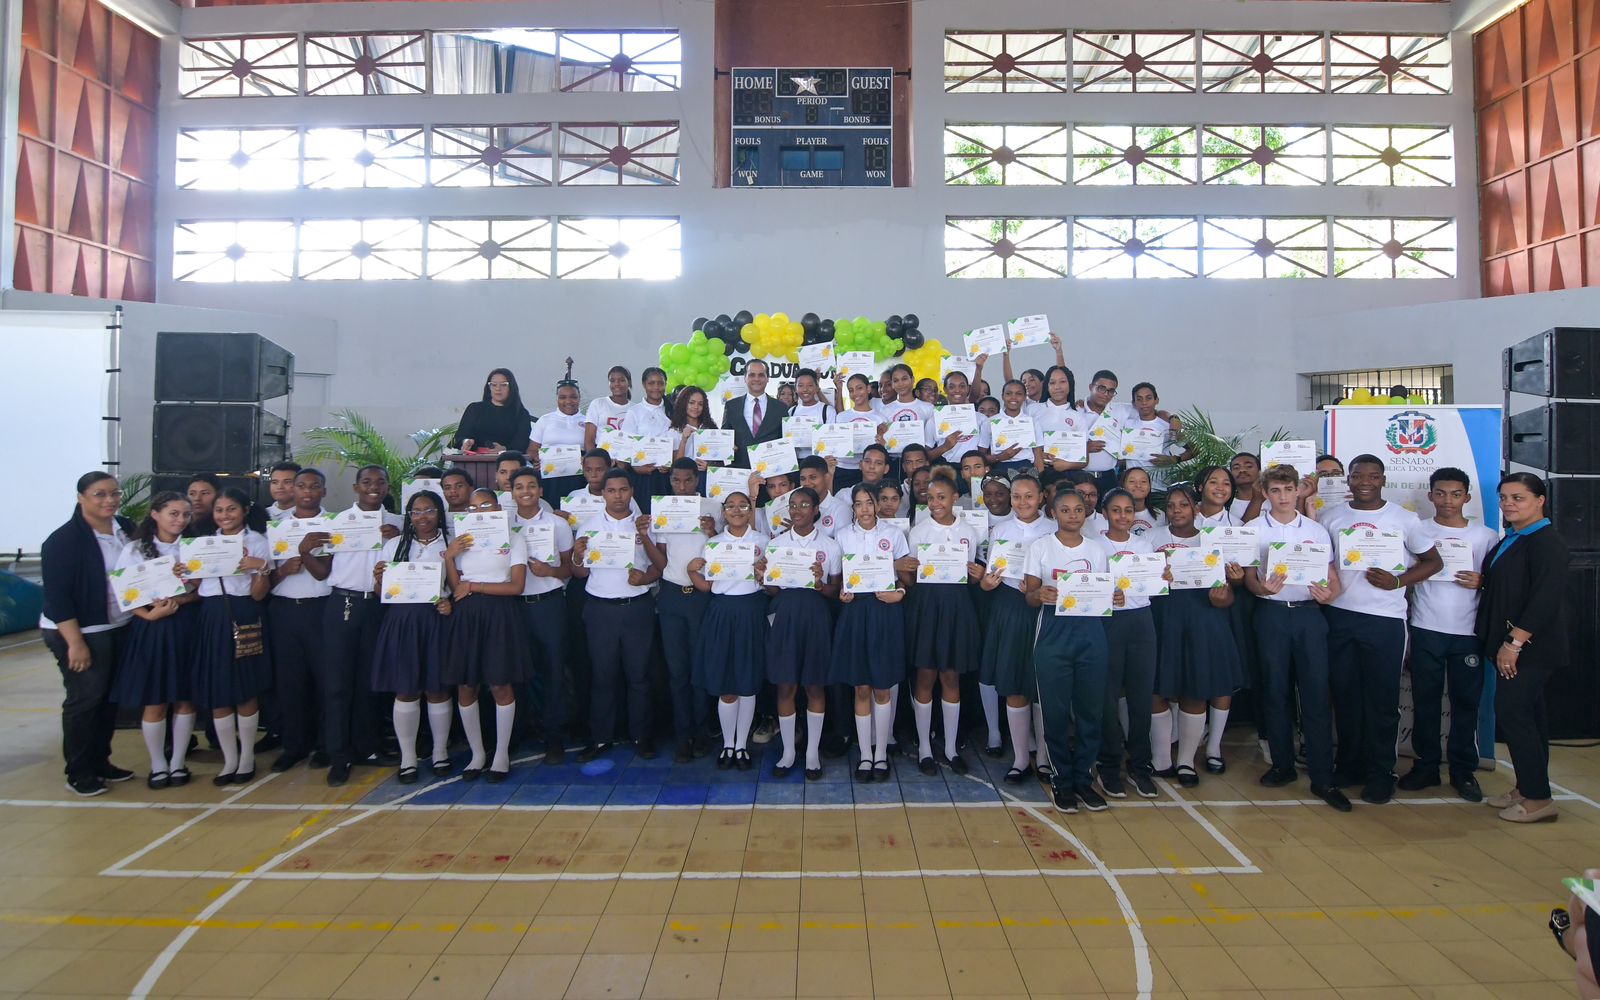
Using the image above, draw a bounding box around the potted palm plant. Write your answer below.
[298,410,458,508]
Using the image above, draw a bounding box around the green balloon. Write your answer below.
[669,344,690,366]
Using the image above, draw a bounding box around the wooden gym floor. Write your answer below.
[0,632,1592,999]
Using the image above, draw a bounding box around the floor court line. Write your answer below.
[101,771,282,876]
[100,863,1265,882]
[1498,757,1600,811]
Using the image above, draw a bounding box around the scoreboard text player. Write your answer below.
[730,67,894,188]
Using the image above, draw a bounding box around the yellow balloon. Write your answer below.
[754,313,770,327]
[772,312,790,327]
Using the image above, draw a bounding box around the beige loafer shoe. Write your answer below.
[1498,799,1558,823]
[1486,788,1523,809]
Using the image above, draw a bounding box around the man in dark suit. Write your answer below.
[723,358,789,467]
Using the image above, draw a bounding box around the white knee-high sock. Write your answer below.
[393,700,421,770]
[913,698,933,760]
[459,701,485,770]
[1032,702,1050,769]
[168,712,195,772]
[941,701,961,760]
[1176,710,1207,770]
[214,714,238,775]
[1151,711,1174,770]
[237,712,258,773]
[735,695,756,750]
[1206,706,1231,761]
[427,701,452,764]
[854,712,873,766]
[719,700,739,750]
[805,711,825,770]
[142,720,167,773]
[871,699,893,764]
[980,683,1001,749]
[777,713,797,768]
[1007,705,1033,773]
[493,702,515,772]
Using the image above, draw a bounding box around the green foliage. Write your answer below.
[1161,407,1289,494]
[298,410,459,497]
[117,472,154,524]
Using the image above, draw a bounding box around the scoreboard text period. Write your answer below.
[731,67,893,188]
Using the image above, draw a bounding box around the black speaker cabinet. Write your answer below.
[1503,327,1600,399]
[153,404,287,474]
[155,332,293,403]
[1544,553,1600,740]
[1506,403,1600,474]
[1548,477,1600,552]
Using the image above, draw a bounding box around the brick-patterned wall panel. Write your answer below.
[10,0,157,301]
[1476,0,1600,295]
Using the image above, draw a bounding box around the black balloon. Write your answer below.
[692,316,709,332]
[721,336,738,356]
[701,321,722,340]
[734,309,754,327]
[901,329,924,350]
[902,313,920,330]
[733,338,751,354]
[819,319,835,336]
[705,322,729,340]
[802,327,823,346]
[715,313,733,328]
[888,314,903,326]
[886,316,903,334]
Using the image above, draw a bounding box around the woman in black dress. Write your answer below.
[452,368,533,453]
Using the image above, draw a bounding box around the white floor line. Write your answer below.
[102,863,1262,883]
[127,878,250,1000]
[101,772,281,876]
[1497,757,1600,812]
[1153,778,1258,872]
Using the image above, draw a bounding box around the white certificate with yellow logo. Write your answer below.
[1264,542,1331,587]
[1167,545,1227,590]
[1199,525,1261,568]
[1006,314,1052,349]
[266,516,326,561]
[986,536,1025,580]
[691,429,735,463]
[703,541,756,582]
[178,534,245,578]
[706,466,754,501]
[916,542,968,584]
[1055,572,1114,616]
[651,495,703,534]
[109,557,188,612]
[381,562,443,604]
[933,404,977,439]
[843,552,895,593]
[838,351,875,379]
[538,447,582,478]
[763,545,819,589]
[990,415,1037,451]
[1260,439,1317,476]
[1042,429,1086,463]
[581,530,636,570]
[1337,528,1406,573]
[748,439,799,477]
[451,511,510,554]
[962,324,1007,359]
[811,424,857,459]
[1109,552,1168,597]
[323,509,384,554]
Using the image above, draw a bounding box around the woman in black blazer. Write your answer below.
[1475,472,1570,823]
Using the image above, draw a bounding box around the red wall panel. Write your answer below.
[10,0,157,302]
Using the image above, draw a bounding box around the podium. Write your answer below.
[445,453,503,491]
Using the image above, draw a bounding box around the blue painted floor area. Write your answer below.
[359,743,1054,808]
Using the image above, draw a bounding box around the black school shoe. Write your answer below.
[1096,767,1127,799]
[326,761,352,787]
[1397,768,1441,792]
[1052,786,1079,815]
[1259,767,1298,788]
[1361,775,1396,805]
[1075,784,1109,812]
[1312,784,1353,812]
[1451,772,1484,803]
[1129,771,1159,799]
[98,764,135,783]
[271,751,307,773]
[66,776,108,797]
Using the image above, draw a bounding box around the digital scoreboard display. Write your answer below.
[731,67,893,188]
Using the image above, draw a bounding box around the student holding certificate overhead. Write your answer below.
[1318,454,1442,805]
[1245,464,1348,811]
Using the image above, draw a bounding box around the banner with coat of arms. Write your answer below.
[1324,404,1502,530]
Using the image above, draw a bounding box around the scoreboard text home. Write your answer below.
[730,68,894,188]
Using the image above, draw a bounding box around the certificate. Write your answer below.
[626,435,675,468]
[381,562,443,604]
[1264,541,1332,587]
[1199,525,1261,568]
[1086,412,1122,453]
[962,324,1007,359]
[880,516,910,534]
[940,355,977,384]
[1260,439,1317,477]
[453,510,512,554]
[580,529,636,570]
[1120,426,1166,462]
[692,429,735,464]
[1109,552,1168,597]
[763,545,820,589]
[811,424,857,459]
[1434,537,1477,576]
[1166,545,1227,590]
[843,552,896,593]
[990,415,1037,451]
[596,426,629,457]
[837,351,875,379]
[1337,528,1406,573]
[266,516,327,561]
[798,341,835,372]
[916,542,969,584]
[401,477,443,511]
[706,466,754,501]
[703,541,757,582]
[1042,429,1087,463]
[651,495,703,534]
[1006,314,1052,349]
[986,536,1026,580]
[538,446,582,478]
[1314,475,1351,511]
[846,419,882,451]
[763,490,794,534]
[521,522,558,565]
[783,415,821,444]
[1055,572,1114,617]
[749,439,799,477]
[109,557,188,612]
[178,534,245,578]
[882,422,924,455]
[562,491,606,528]
[961,508,989,539]
[324,508,385,553]
[933,404,978,439]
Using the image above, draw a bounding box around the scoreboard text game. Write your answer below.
[731,67,893,188]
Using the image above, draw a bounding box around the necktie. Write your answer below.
[753,397,763,430]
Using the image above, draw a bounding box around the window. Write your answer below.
[1201,217,1329,278]
[556,31,681,92]
[305,33,428,96]
[554,217,680,279]
[944,125,1069,185]
[176,129,299,190]
[430,124,553,186]
[303,128,427,188]
[1332,217,1456,277]
[1072,217,1200,278]
[944,217,1070,278]
[178,35,298,98]
[426,218,552,279]
[1201,125,1328,185]
[944,32,1070,93]
[556,122,680,185]
[298,218,425,280]
[1303,366,1453,408]
[1200,32,1327,93]
[1329,33,1451,94]
[1073,125,1197,185]
[1072,31,1197,92]
[1331,125,1454,186]
[172,219,296,282]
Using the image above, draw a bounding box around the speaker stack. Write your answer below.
[152,333,294,503]
[1502,327,1599,738]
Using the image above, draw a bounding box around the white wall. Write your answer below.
[147,0,1496,463]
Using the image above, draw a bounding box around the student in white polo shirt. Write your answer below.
[648,459,715,763]
[1246,464,1349,812]
[266,468,332,774]
[1401,467,1497,803]
[1318,454,1443,805]
[509,467,575,764]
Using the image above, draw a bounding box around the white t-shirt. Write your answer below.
[515,507,574,596]
[650,518,710,589]
[1320,501,1433,619]
[1101,532,1155,611]
[790,399,834,457]
[1024,532,1112,583]
[196,530,270,598]
[40,524,132,632]
[326,507,405,593]
[768,525,842,584]
[456,520,528,585]
[530,409,586,449]
[1033,400,1086,441]
[707,527,765,596]
[576,510,650,599]
[584,397,633,440]
[880,398,935,448]
[816,491,851,537]
[621,402,671,440]
[832,404,884,471]
[1129,507,1167,538]
[1408,519,1498,636]
[988,513,1054,591]
[1079,401,1135,472]
[1252,512,1333,604]
[272,507,333,599]
[908,514,982,577]
[1196,507,1241,529]
[835,520,910,569]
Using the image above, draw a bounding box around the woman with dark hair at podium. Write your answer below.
[452,368,532,454]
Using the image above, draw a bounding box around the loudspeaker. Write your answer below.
[1502,327,1600,399]
[155,332,293,403]
[1545,552,1600,739]
[1506,403,1600,474]
[153,404,287,474]
[1547,477,1600,552]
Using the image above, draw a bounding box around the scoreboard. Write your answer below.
[730,67,893,188]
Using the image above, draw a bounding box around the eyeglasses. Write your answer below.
[465,503,498,511]
[86,490,125,501]
[1092,384,1117,396]
[723,503,752,512]
[407,510,437,520]
[789,500,817,510]
[487,381,511,389]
